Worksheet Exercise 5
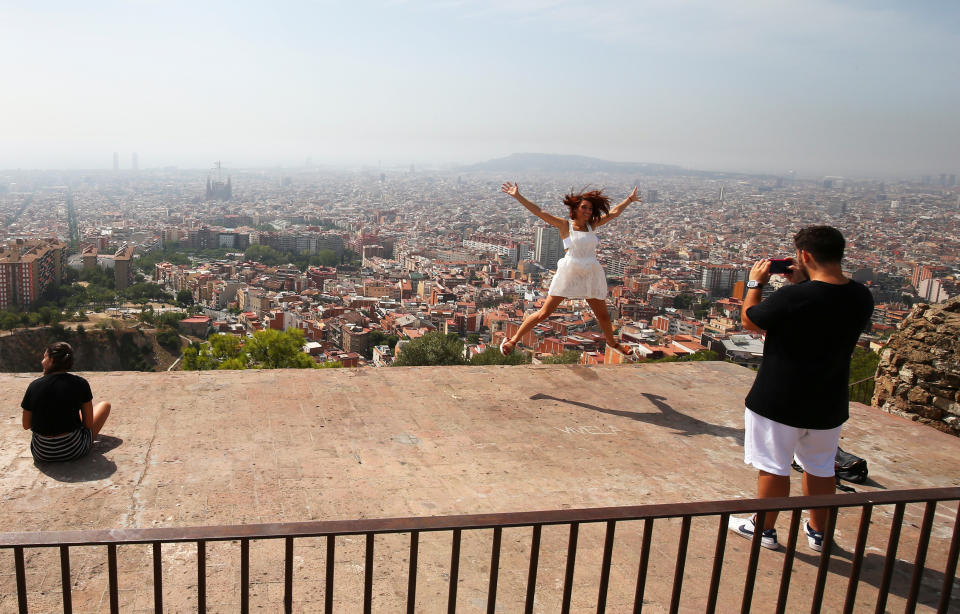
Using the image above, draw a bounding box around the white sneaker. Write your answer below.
[803,519,824,552]
[728,516,780,550]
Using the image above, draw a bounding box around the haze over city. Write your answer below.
[3,0,958,178]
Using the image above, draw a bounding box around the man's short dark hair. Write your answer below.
[794,226,845,264]
[45,341,74,371]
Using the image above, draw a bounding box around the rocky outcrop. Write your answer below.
[0,327,180,372]
[873,297,960,435]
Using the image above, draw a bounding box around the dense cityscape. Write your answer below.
[1,156,958,369]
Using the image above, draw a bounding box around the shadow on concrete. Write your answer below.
[793,546,957,609]
[33,435,122,483]
[530,391,744,443]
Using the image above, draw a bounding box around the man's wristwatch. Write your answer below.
[746,280,764,289]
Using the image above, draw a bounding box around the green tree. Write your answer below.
[244,245,285,266]
[79,266,115,289]
[469,347,530,366]
[540,350,582,364]
[673,293,695,310]
[0,311,20,330]
[392,331,466,367]
[209,333,245,362]
[158,311,187,330]
[176,290,194,307]
[182,345,216,370]
[650,350,720,363]
[155,328,182,353]
[317,249,338,267]
[849,347,880,383]
[139,305,157,325]
[466,333,481,345]
[217,356,248,370]
[123,282,172,303]
[245,328,317,368]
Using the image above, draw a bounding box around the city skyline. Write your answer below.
[2,1,958,178]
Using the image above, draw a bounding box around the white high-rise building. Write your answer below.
[534,226,562,270]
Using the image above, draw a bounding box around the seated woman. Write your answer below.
[21,342,111,462]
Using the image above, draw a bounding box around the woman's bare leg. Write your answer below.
[502,295,565,354]
[585,298,632,355]
[91,401,111,438]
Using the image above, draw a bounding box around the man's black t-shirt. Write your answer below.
[745,280,874,429]
[20,373,93,435]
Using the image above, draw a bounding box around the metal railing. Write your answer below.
[850,376,876,405]
[1,487,958,613]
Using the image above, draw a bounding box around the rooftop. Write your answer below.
[1,362,958,611]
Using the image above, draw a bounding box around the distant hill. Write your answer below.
[462,153,764,178]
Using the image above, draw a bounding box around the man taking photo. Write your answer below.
[729,226,874,551]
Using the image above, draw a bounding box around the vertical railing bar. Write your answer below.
[810,507,838,614]
[842,504,872,614]
[197,540,206,614]
[669,516,692,614]
[775,509,801,614]
[447,529,461,614]
[938,500,960,614]
[407,531,419,614]
[107,543,119,614]
[325,535,335,614]
[596,520,616,614]
[906,501,937,613]
[364,533,374,614]
[14,545,28,614]
[706,513,730,614]
[633,518,654,614]
[875,502,905,614]
[152,541,163,614]
[487,527,502,614]
[560,522,579,614]
[240,538,249,614]
[740,510,765,614]
[524,525,542,614]
[60,545,73,614]
[284,537,293,614]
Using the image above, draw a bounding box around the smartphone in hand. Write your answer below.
[769,258,794,274]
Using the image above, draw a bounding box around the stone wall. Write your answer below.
[873,296,960,435]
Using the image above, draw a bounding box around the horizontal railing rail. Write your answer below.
[849,375,876,405]
[2,487,958,613]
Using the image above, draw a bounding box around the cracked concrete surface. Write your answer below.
[0,363,958,612]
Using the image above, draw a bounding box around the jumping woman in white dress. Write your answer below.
[499,181,641,357]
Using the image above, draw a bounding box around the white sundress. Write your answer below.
[547,220,607,299]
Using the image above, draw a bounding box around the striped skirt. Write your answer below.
[31,427,93,462]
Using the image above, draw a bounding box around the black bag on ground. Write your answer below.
[790,447,869,488]
[834,447,868,484]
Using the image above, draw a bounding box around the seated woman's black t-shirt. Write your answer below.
[21,373,93,435]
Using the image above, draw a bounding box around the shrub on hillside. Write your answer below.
[156,328,182,353]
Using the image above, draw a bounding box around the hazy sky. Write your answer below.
[2,1,957,177]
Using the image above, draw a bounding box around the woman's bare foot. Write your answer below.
[610,342,634,357]
[500,339,516,356]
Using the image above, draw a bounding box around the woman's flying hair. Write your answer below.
[563,188,610,225]
[45,341,74,372]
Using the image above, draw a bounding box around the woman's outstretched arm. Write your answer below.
[594,186,641,228]
[501,182,567,230]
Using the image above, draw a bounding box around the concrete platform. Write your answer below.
[0,362,957,612]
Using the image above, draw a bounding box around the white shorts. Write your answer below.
[743,408,842,477]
